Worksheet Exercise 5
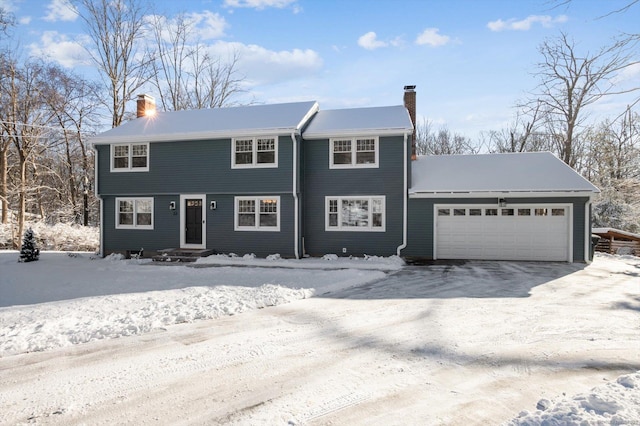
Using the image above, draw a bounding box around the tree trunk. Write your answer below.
[0,146,7,224]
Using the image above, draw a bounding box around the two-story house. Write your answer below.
[91,87,599,262]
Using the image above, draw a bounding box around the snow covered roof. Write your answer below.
[410,152,599,196]
[592,228,640,241]
[302,105,413,139]
[91,101,319,145]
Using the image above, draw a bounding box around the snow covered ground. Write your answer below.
[0,251,638,425]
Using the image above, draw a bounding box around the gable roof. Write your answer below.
[91,101,319,145]
[302,105,413,139]
[410,152,599,196]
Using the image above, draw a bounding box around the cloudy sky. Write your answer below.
[2,0,639,139]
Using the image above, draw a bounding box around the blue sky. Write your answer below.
[2,0,639,139]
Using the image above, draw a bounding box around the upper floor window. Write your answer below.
[232,137,278,168]
[116,197,153,229]
[329,137,378,169]
[111,143,149,172]
[234,196,280,231]
[326,196,385,231]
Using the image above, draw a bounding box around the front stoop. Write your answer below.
[152,248,215,263]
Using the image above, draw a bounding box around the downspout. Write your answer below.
[396,132,408,256]
[92,145,104,257]
[585,198,592,263]
[292,131,300,259]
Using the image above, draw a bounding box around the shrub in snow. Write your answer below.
[243,253,256,259]
[322,254,339,261]
[19,228,40,263]
[266,253,281,260]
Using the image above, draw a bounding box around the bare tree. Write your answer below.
[414,118,478,156]
[75,0,152,127]
[486,102,552,153]
[148,12,244,111]
[529,32,639,166]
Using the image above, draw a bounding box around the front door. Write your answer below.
[180,194,206,249]
[185,199,203,245]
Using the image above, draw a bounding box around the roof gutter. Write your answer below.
[396,131,409,257]
[409,190,599,199]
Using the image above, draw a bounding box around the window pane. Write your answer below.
[552,208,565,216]
[329,213,338,227]
[132,144,147,156]
[114,157,129,168]
[469,209,482,216]
[119,200,133,213]
[453,209,466,216]
[501,208,514,216]
[535,208,547,216]
[333,140,351,152]
[257,151,275,164]
[485,208,498,216]
[260,199,277,213]
[236,152,253,164]
[238,214,255,226]
[132,156,147,168]
[260,214,277,227]
[342,199,369,227]
[257,138,275,151]
[235,140,253,152]
[372,212,382,227]
[356,151,376,164]
[137,199,152,213]
[356,139,375,152]
[372,199,382,213]
[119,213,133,225]
[137,213,151,226]
[238,200,255,213]
[329,199,337,213]
[438,209,450,216]
[333,152,351,165]
[114,145,128,157]
[518,209,531,216]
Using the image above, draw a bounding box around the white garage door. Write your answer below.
[435,205,571,261]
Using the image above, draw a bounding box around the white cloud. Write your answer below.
[43,0,77,22]
[29,31,89,68]
[415,28,450,47]
[0,0,18,13]
[207,40,323,86]
[18,16,31,25]
[358,32,388,50]
[146,11,228,43]
[223,0,299,10]
[487,15,568,32]
[612,62,640,84]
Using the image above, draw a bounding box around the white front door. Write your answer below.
[435,204,571,261]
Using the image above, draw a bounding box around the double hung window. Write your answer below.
[329,137,378,168]
[116,198,153,229]
[111,143,149,172]
[232,137,278,168]
[235,196,280,231]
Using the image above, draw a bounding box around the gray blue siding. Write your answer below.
[403,196,590,262]
[302,136,406,257]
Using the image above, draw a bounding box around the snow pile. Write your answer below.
[0,222,98,251]
[0,284,312,356]
[0,251,388,356]
[196,252,405,271]
[509,371,640,425]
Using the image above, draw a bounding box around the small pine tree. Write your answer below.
[19,227,40,263]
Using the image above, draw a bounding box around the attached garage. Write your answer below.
[434,204,571,261]
[404,152,600,262]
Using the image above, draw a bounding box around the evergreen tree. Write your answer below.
[19,227,39,262]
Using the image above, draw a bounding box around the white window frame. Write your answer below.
[115,197,154,230]
[231,136,278,168]
[329,137,379,169]
[325,196,386,232]
[234,196,281,231]
[110,143,149,172]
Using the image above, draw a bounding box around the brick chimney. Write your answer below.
[136,94,156,118]
[403,85,417,160]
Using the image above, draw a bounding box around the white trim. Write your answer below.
[303,128,413,139]
[231,136,278,169]
[325,196,386,232]
[110,143,149,172]
[396,132,408,256]
[410,190,595,199]
[292,131,300,259]
[329,136,379,169]
[433,202,572,262]
[234,196,281,232]
[115,197,154,230]
[180,194,206,249]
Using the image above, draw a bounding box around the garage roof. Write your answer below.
[410,152,599,196]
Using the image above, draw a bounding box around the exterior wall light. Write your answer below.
[169,201,176,210]
[498,198,507,207]
[210,201,217,210]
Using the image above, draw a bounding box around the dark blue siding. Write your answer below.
[404,197,590,262]
[302,136,406,257]
[96,136,294,195]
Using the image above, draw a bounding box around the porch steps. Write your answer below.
[152,248,215,263]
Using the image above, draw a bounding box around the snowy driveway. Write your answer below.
[1,254,639,424]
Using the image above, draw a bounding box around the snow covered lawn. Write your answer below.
[0,251,638,425]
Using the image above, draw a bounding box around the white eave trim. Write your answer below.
[409,190,598,199]
[91,127,302,146]
[303,127,414,139]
